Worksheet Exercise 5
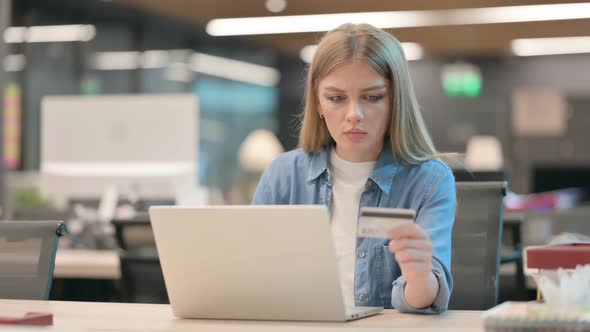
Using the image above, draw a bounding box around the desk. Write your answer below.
[0,300,485,331]
[501,212,526,289]
[54,249,120,279]
[51,249,121,302]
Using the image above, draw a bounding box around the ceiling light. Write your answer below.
[88,49,281,86]
[3,54,26,72]
[191,53,280,86]
[141,50,170,69]
[207,3,590,36]
[511,36,590,56]
[299,45,317,64]
[299,42,423,63]
[91,51,140,70]
[165,62,194,82]
[265,0,287,13]
[4,24,96,43]
[138,49,192,69]
[3,27,25,43]
[401,42,423,61]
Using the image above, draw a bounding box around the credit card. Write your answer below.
[357,207,415,239]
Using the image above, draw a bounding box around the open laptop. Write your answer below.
[149,205,383,321]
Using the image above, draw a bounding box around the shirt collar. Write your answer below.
[307,143,399,194]
[307,147,330,183]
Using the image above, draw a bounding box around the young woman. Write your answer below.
[252,23,455,314]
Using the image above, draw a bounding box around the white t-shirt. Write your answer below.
[329,149,375,307]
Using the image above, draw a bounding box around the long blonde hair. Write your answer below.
[299,23,439,166]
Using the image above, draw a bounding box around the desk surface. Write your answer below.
[0,300,485,331]
[54,249,120,279]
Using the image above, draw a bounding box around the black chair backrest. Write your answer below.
[449,181,507,310]
[0,220,66,299]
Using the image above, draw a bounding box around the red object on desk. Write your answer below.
[526,243,590,270]
[0,312,53,326]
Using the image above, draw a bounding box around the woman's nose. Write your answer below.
[345,102,364,122]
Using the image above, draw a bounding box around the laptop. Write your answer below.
[149,205,383,321]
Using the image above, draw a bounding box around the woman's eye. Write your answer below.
[327,95,345,103]
[366,95,384,102]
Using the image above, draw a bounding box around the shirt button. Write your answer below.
[358,250,366,258]
[358,293,367,302]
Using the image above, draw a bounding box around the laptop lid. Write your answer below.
[149,205,352,321]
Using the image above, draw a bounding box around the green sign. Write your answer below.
[441,64,483,98]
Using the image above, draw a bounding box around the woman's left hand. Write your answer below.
[387,223,433,284]
[389,224,440,308]
[388,223,439,308]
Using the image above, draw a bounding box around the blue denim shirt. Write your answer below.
[252,145,455,314]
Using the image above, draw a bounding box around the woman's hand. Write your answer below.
[388,223,432,283]
[388,223,439,309]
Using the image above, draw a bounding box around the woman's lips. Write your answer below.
[345,130,367,142]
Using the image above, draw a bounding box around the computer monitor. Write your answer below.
[40,94,199,207]
[533,166,589,202]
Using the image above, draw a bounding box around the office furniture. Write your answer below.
[112,212,153,251]
[53,249,120,280]
[449,182,507,310]
[505,206,590,290]
[112,213,168,303]
[452,170,506,182]
[50,249,120,302]
[0,221,66,300]
[118,250,168,303]
[452,171,527,300]
[0,299,486,331]
[40,94,198,204]
[501,213,526,289]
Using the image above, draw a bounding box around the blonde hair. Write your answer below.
[299,23,439,166]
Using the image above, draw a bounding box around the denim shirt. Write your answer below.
[252,145,455,314]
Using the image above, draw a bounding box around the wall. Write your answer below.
[410,55,590,193]
[6,0,284,204]
[276,54,590,194]
[0,0,11,216]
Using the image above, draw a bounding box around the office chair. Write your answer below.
[112,214,168,304]
[0,220,66,300]
[453,170,526,297]
[452,169,506,182]
[448,181,507,310]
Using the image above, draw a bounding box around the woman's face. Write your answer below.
[317,60,391,162]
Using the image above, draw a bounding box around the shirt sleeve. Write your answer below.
[390,167,456,314]
[251,163,275,205]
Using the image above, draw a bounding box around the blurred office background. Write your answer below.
[1,0,589,305]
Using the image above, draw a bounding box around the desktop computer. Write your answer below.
[40,94,201,209]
